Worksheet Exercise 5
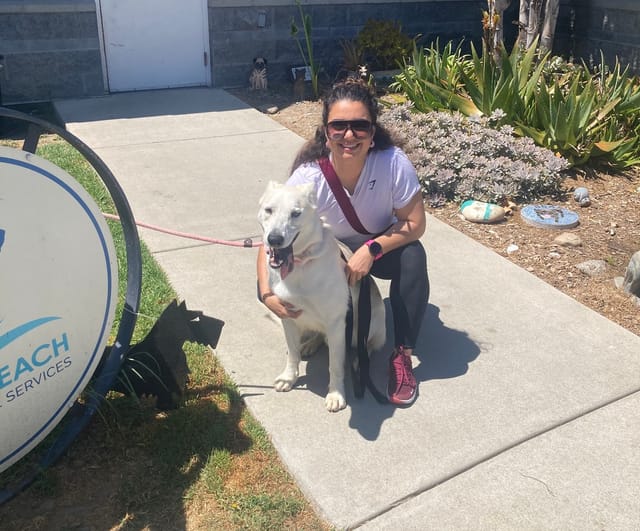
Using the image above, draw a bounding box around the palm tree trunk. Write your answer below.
[518,0,530,48]
[540,0,560,52]
[526,0,544,49]
[494,0,512,53]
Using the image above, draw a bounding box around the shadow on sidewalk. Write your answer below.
[415,304,481,382]
[54,87,251,123]
[301,304,481,440]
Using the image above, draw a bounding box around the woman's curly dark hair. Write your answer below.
[289,78,396,173]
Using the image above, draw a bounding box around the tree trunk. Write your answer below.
[526,0,544,49]
[494,0,511,52]
[540,0,560,52]
[518,0,530,48]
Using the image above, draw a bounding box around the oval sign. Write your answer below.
[0,146,118,472]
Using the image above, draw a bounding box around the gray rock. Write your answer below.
[622,251,640,297]
[554,232,582,247]
[573,187,589,201]
[576,259,607,277]
[613,276,625,290]
[573,187,591,207]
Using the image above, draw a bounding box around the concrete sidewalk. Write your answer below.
[55,88,640,530]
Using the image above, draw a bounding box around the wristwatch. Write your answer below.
[365,239,383,260]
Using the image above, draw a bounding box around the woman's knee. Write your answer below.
[398,241,427,272]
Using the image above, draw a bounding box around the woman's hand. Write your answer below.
[345,246,375,285]
[257,249,302,319]
[262,292,302,319]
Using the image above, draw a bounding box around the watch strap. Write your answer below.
[365,239,383,260]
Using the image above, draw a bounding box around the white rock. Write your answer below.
[460,200,505,224]
[506,244,519,254]
[260,105,279,114]
[554,232,582,247]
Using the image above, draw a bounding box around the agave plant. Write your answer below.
[395,37,640,168]
[516,53,640,167]
[391,40,478,115]
[457,39,549,122]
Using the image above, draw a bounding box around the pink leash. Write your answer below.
[102,213,263,248]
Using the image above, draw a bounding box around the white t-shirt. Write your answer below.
[286,146,421,250]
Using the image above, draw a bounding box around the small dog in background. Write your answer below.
[249,57,268,90]
[292,67,307,101]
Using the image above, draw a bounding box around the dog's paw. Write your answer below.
[274,370,298,392]
[325,391,346,412]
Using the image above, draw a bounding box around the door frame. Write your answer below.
[94,0,212,93]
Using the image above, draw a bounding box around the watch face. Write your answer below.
[368,241,382,256]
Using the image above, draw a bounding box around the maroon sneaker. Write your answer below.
[387,346,417,406]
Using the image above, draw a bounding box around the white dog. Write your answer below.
[258,181,386,411]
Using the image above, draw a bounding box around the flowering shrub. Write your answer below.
[380,104,570,204]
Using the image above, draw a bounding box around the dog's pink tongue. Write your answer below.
[280,250,294,279]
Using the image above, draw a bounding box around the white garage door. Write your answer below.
[97,0,210,92]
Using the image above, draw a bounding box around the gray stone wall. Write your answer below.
[208,1,484,89]
[0,0,104,104]
[556,0,640,75]
[1,0,639,104]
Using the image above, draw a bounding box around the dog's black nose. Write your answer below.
[267,233,284,247]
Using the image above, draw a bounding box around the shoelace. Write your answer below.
[392,351,415,388]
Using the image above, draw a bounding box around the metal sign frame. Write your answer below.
[0,106,142,504]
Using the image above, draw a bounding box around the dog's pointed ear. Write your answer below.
[259,180,281,205]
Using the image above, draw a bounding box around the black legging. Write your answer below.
[369,240,429,349]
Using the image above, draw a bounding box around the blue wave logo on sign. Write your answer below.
[0,228,4,252]
[0,317,61,351]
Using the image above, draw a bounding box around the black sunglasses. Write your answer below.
[326,119,373,140]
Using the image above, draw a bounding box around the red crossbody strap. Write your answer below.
[318,157,371,235]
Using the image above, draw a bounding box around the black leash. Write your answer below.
[346,275,388,404]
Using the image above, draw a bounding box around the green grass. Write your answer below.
[0,138,329,530]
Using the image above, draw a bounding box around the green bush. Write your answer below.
[356,19,415,71]
[393,40,640,169]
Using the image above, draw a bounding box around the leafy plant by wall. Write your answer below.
[290,0,321,100]
[356,19,415,71]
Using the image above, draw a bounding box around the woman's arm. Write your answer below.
[378,191,426,251]
[344,191,425,285]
